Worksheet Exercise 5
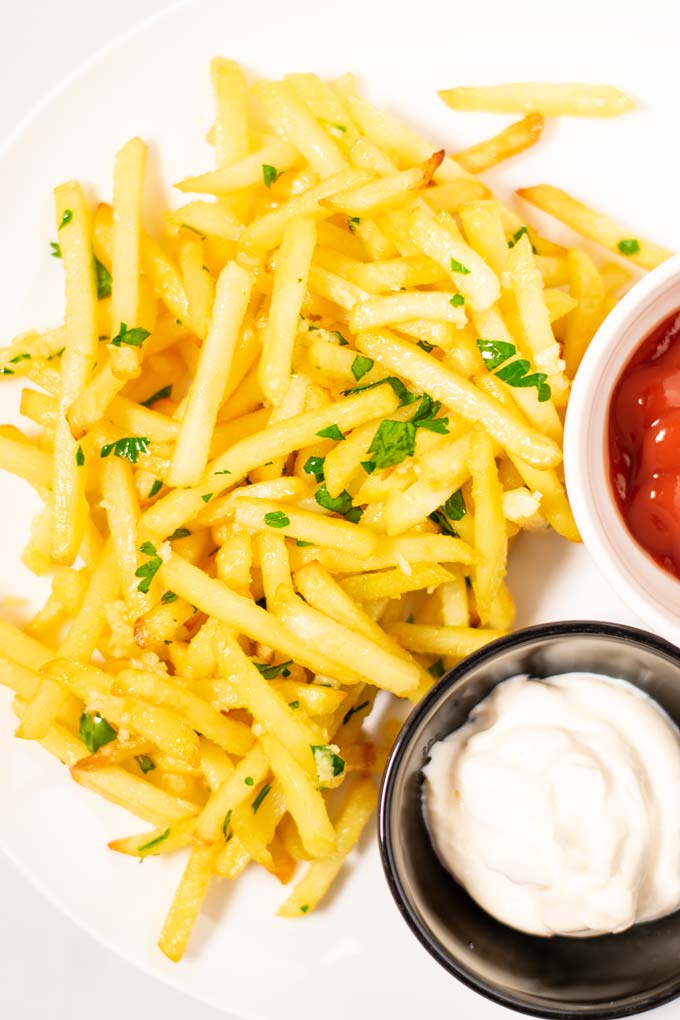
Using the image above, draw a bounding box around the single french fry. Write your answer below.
[517,184,672,271]
[177,141,299,195]
[211,57,249,167]
[321,153,443,217]
[469,430,507,625]
[109,816,197,857]
[52,183,98,563]
[350,291,466,333]
[234,498,378,558]
[158,840,222,963]
[178,232,215,340]
[455,114,544,173]
[259,217,316,405]
[110,138,147,378]
[169,262,253,486]
[563,248,606,376]
[384,622,504,657]
[339,563,453,602]
[439,82,635,117]
[71,764,201,825]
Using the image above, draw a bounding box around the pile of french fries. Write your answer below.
[0,62,671,962]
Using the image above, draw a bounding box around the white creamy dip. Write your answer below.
[423,672,680,937]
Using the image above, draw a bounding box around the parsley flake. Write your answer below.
[450,257,471,275]
[618,238,641,256]
[94,256,112,299]
[111,322,151,348]
[169,528,191,540]
[141,384,172,408]
[262,164,280,188]
[316,424,344,441]
[137,828,170,855]
[254,660,293,679]
[201,492,213,503]
[252,783,273,814]
[135,542,163,594]
[342,700,370,726]
[244,776,255,787]
[148,479,163,499]
[161,590,178,605]
[264,510,290,528]
[303,456,325,482]
[135,755,155,774]
[477,339,551,402]
[75,445,85,467]
[450,293,465,307]
[100,436,150,464]
[311,744,345,783]
[348,217,361,233]
[351,355,374,381]
[79,712,116,754]
[58,209,73,231]
[50,242,62,258]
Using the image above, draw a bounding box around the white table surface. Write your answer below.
[2,1,680,1018]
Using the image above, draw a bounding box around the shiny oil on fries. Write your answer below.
[0,57,670,966]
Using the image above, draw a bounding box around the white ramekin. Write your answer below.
[564,253,680,647]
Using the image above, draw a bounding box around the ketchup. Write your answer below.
[609,309,680,579]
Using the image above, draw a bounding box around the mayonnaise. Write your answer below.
[423,672,680,937]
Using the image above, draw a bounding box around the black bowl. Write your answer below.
[379,621,680,1019]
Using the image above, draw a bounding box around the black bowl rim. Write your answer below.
[379,620,680,1020]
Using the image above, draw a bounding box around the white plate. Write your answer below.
[0,2,678,1018]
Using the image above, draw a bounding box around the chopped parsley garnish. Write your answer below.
[214,468,232,475]
[411,394,449,434]
[316,424,344,441]
[264,510,290,528]
[342,699,370,727]
[161,590,178,605]
[137,828,170,854]
[262,164,280,188]
[47,347,65,360]
[135,755,155,774]
[296,539,314,547]
[360,459,376,474]
[100,436,150,464]
[110,322,151,348]
[311,744,345,783]
[477,339,551,402]
[135,541,163,594]
[169,527,191,540]
[450,293,465,307]
[148,479,163,499]
[254,659,293,679]
[332,330,349,346]
[58,209,73,231]
[450,257,471,275]
[303,456,325,482]
[507,225,536,252]
[94,256,112,299]
[252,783,273,814]
[244,776,255,787]
[10,353,31,364]
[417,339,435,353]
[201,492,213,503]
[348,216,361,233]
[314,484,355,517]
[428,658,446,679]
[141,384,172,408]
[79,712,116,754]
[443,489,466,521]
[75,445,85,467]
[351,355,374,381]
[0,368,13,375]
[367,419,416,468]
[618,238,641,256]
[300,904,309,913]
[289,700,300,709]
[50,242,62,258]
[222,810,233,838]
[319,117,347,133]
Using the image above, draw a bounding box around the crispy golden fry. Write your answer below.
[439,82,635,117]
[517,184,672,270]
[455,114,544,173]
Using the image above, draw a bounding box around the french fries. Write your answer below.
[0,58,655,963]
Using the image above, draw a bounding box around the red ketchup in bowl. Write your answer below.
[609,309,680,579]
